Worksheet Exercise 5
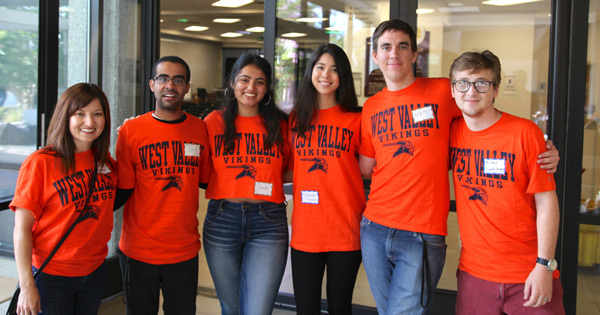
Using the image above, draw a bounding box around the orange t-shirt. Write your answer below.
[117,112,211,264]
[360,77,462,235]
[289,105,365,252]
[204,110,290,203]
[451,112,558,283]
[10,149,117,277]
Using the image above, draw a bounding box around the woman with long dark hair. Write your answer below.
[203,54,290,315]
[11,83,117,315]
[289,43,365,314]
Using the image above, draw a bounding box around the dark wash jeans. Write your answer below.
[33,261,107,315]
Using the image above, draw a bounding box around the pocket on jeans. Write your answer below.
[262,205,287,223]
[206,202,222,218]
[360,216,371,227]
[421,233,446,248]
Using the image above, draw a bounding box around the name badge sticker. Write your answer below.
[301,191,319,204]
[484,158,506,175]
[255,182,273,196]
[412,107,435,124]
[185,143,200,157]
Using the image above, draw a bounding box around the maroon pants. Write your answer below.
[456,269,565,315]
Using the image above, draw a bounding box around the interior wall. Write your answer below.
[160,37,223,99]
[443,26,535,120]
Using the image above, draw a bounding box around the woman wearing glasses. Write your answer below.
[11,83,117,315]
[202,54,291,315]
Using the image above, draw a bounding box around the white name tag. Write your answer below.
[484,158,506,175]
[301,191,319,204]
[412,106,434,123]
[185,143,200,157]
[254,181,273,196]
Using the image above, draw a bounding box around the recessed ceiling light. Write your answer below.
[438,6,479,13]
[221,32,243,37]
[282,32,307,38]
[296,17,328,23]
[482,0,542,6]
[160,19,164,23]
[213,18,241,23]
[246,26,265,32]
[212,0,253,8]
[325,25,346,31]
[416,8,435,14]
[185,26,208,31]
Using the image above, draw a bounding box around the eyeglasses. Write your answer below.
[452,80,495,93]
[153,75,187,86]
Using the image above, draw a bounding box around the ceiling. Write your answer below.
[160,0,267,47]
[160,0,554,47]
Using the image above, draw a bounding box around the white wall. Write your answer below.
[161,37,223,99]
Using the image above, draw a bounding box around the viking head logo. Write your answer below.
[461,184,488,206]
[383,140,415,157]
[300,158,328,173]
[156,175,184,191]
[75,204,101,223]
[226,164,257,179]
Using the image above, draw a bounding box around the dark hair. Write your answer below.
[372,19,417,53]
[152,56,191,82]
[221,54,286,151]
[449,50,502,85]
[291,44,360,137]
[44,83,113,173]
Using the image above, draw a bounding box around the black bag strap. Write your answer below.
[33,162,98,278]
[6,161,98,315]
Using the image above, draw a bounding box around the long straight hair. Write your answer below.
[291,43,360,137]
[221,54,286,151]
[43,83,113,173]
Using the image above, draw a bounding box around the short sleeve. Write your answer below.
[116,122,136,189]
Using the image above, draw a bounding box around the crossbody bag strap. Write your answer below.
[33,160,98,278]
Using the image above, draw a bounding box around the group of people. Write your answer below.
[10,18,564,315]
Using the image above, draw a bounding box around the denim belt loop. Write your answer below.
[218,199,225,210]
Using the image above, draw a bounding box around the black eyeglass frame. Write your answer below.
[452,80,495,93]
[152,75,188,86]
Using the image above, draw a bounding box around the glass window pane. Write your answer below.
[0,2,39,233]
[418,0,551,292]
[275,0,390,113]
[58,0,90,93]
[578,1,600,314]
[0,0,39,301]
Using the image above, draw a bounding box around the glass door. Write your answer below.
[417,0,552,294]
[578,1,600,314]
[0,1,40,257]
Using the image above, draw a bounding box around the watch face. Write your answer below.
[549,259,558,271]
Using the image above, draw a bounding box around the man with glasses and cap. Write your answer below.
[449,50,564,314]
[358,20,560,314]
[115,56,211,314]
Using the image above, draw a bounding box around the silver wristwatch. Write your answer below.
[536,257,558,272]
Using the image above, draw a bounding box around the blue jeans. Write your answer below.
[360,216,447,315]
[203,199,289,315]
[33,261,107,315]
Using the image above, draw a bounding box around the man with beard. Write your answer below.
[116,56,211,314]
